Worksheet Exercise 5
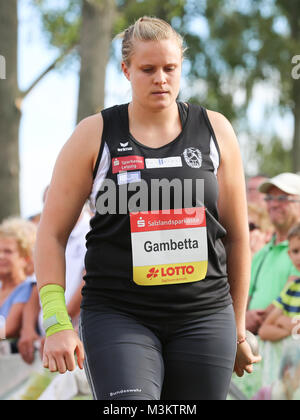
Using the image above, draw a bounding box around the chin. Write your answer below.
[149,96,174,110]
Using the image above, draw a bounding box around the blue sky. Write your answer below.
[17,1,294,218]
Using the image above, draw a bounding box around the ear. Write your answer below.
[20,254,32,276]
[121,61,131,82]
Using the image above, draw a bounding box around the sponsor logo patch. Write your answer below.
[117,171,141,185]
[112,156,145,173]
[145,156,182,169]
[117,141,133,152]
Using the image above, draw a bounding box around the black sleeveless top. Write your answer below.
[81,102,232,320]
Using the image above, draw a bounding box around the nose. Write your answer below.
[154,69,167,85]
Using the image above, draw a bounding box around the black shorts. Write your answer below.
[79,304,237,400]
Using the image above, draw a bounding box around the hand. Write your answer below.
[234,340,262,377]
[246,310,266,334]
[250,230,268,255]
[42,329,84,374]
[18,328,41,364]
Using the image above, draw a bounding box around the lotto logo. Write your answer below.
[147,268,159,279]
[146,265,195,279]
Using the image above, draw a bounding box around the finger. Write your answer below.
[43,353,49,369]
[24,344,35,364]
[75,341,85,370]
[48,356,58,372]
[235,368,244,377]
[244,364,253,374]
[55,355,68,374]
[252,355,262,363]
[234,362,244,377]
[65,351,76,372]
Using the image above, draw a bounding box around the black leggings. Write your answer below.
[79,305,237,400]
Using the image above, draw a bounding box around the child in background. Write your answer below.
[258,223,300,342]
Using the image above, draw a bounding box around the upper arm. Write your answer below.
[206,110,249,244]
[38,113,103,246]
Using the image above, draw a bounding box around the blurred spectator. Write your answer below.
[0,218,36,341]
[246,175,268,208]
[252,343,300,400]
[18,204,91,364]
[248,202,273,255]
[247,173,300,334]
[258,223,300,342]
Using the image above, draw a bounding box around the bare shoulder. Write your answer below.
[206,109,239,158]
[68,112,103,172]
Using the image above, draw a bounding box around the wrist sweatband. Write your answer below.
[40,284,73,337]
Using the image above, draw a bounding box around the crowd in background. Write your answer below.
[1,173,300,400]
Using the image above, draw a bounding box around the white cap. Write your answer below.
[258,172,300,196]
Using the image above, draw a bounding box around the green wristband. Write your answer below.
[40,284,74,337]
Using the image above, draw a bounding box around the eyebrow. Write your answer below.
[140,63,178,67]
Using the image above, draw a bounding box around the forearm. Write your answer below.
[258,324,290,342]
[34,228,67,291]
[225,239,251,339]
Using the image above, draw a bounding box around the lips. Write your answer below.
[152,91,169,94]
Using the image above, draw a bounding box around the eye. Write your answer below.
[165,66,175,72]
[142,68,154,73]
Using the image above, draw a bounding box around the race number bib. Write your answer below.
[130,207,208,286]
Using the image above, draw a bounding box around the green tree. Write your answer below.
[183,0,300,172]
[0,0,81,221]
[0,0,186,220]
[33,0,187,122]
[0,0,20,221]
[253,136,292,177]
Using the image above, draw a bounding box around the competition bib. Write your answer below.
[130,207,208,286]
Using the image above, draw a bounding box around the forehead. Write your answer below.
[289,236,300,248]
[130,39,182,65]
[248,177,265,189]
[0,236,19,250]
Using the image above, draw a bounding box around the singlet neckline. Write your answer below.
[123,101,191,151]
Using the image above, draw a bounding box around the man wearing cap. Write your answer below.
[246,172,300,334]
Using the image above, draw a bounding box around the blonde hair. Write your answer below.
[0,217,37,259]
[116,16,186,66]
[247,203,273,233]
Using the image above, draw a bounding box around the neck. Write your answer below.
[274,230,287,244]
[128,100,179,128]
[274,219,300,244]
